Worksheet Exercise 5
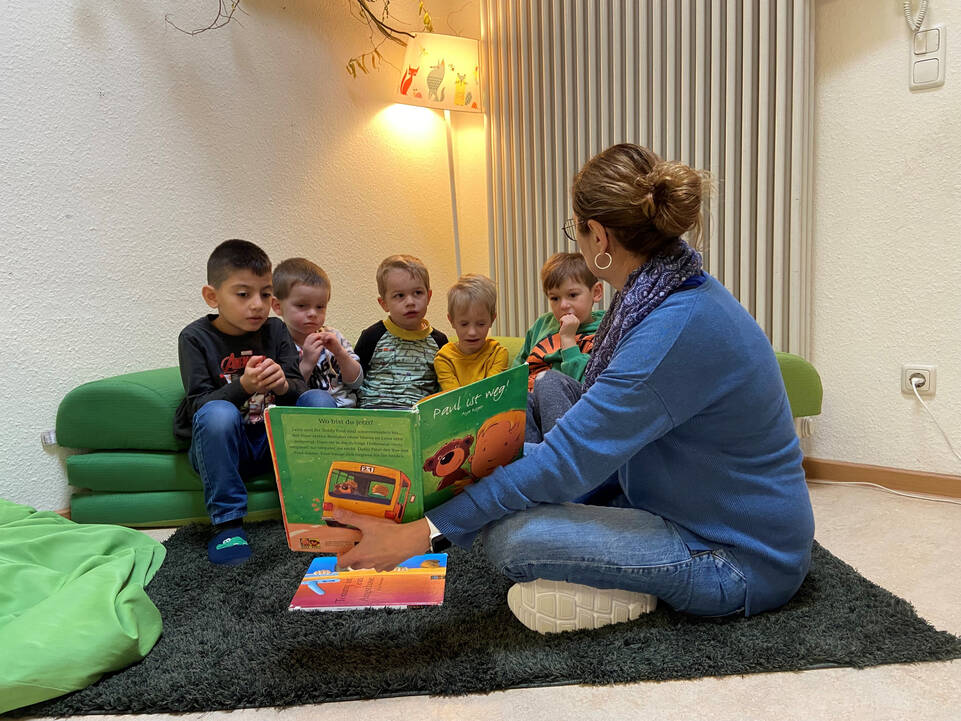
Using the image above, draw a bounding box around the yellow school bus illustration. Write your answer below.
[322,461,412,523]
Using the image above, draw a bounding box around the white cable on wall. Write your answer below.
[910,376,961,466]
[808,479,961,507]
[903,0,929,32]
[806,372,961,508]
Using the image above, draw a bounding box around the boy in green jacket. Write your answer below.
[514,252,604,391]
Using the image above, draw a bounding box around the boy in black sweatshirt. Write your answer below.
[175,239,329,565]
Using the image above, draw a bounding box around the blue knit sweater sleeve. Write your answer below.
[427,323,677,546]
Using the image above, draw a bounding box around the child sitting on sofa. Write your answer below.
[271,257,363,407]
[174,239,332,566]
[434,274,509,391]
[514,251,605,390]
[354,254,448,408]
[514,252,605,443]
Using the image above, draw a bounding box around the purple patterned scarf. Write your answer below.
[582,240,703,390]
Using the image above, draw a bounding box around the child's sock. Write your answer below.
[208,520,251,566]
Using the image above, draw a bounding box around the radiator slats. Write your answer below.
[480,0,813,355]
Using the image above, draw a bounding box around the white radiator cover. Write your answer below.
[480,0,814,356]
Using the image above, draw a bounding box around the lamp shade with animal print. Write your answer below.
[397,33,482,113]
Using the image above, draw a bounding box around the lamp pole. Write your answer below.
[444,109,462,278]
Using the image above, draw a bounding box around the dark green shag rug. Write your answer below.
[11,520,961,716]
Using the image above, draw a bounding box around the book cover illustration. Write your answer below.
[266,364,527,553]
[288,553,448,611]
[415,364,527,511]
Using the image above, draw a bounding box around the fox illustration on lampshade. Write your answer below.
[398,33,482,113]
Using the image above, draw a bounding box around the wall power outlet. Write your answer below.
[901,364,937,396]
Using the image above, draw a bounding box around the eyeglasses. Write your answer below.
[562,217,583,243]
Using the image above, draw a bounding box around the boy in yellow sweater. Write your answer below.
[434,274,509,391]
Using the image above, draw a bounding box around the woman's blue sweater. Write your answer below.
[427,274,814,616]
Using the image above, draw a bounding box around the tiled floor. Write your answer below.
[27,481,961,721]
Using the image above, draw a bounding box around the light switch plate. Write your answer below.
[910,24,946,90]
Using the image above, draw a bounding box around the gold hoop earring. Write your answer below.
[594,252,613,270]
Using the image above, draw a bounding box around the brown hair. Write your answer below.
[571,143,708,258]
[447,274,497,319]
[376,254,431,297]
[540,252,597,295]
[272,258,331,300]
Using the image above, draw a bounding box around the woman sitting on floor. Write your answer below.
[334,142,815,634]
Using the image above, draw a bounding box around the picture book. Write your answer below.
[265,364,528,553]
[288,553,448,611]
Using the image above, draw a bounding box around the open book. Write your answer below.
[265,364,527,553]
[288,553,448,611]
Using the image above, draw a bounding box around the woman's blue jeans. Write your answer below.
[488,366,748,616]
[481,501,747,616]
[188,390,336,525]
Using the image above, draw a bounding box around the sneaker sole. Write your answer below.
[507,579,657,634]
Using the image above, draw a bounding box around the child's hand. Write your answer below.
[316,331,347,358]
[239,355,267,394]
[300,332,326,368]
[314,331,362,385]
[240,356,287,395]
[558,314,580,349]
[258,358,289,395]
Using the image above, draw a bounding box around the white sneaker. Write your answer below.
[506,578,657,634]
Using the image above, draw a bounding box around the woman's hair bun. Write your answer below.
[572,143,709,256]
[635,161,704,238]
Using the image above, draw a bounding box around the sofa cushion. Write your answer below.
[66,451,275,493]
[491,335,525,361]
[57,368,186,451]
[70,489,281,527]
[775,352,822,418]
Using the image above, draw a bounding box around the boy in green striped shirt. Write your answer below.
[354,255,449,408]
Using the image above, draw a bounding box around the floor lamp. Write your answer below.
[396,33,482,277]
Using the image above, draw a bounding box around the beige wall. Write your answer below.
[6,0,959,513]
[809,0,961,475]
[0,0,488,511]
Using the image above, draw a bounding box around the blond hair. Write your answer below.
[572,143,709,257]
[540,252,597,295]
[272,258,331,300]
[447,274,497,319]
[376,254,431,297]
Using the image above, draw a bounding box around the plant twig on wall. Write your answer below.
[345,1,434,78]
[166,0,245,36]
[165,1,435,78]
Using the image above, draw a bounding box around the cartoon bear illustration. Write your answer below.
[333,478,358,496]
[423,435,474,490]
[424,411,526,496]
[469,410,526,478]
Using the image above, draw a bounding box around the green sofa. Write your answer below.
[57,336,822,527]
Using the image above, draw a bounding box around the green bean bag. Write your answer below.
[0,499,165,713]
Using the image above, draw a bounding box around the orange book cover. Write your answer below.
[289,554,448,611]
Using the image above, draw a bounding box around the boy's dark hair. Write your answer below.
[206,239,272,288]
[273,258,331,300]
[540,252,598,295]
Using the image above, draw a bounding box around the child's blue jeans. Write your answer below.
[188,389,336,525]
